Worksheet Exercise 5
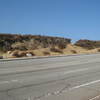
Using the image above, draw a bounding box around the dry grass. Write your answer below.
[71,50,77,54]
[43,51,50,56]
[0,52,3,56]
[50,47,63,53]
[4,45,100,58]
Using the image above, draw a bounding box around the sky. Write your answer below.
[0,0,100,42]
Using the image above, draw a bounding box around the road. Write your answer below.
[0,54,100,100]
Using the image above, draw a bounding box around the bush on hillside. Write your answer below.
[43,51,50,55]
[0,34,71,52]
[71,50,77,54]
[97,49,100,52]
[75,40,100,50]
[11,50,20,57]
[11,42,27,51]
[58,42,66,49]
[50,47,63,53]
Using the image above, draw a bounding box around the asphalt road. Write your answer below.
[0,54,100,100]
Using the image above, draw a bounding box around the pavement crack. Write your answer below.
[86,87,100,93]
[32,84,71,100]
[6,90,14,100]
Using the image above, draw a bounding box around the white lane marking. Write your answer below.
[32,79,100,100]
[0,80,18,84]
[89,95,100,100]
[63,68,88,75]
[70,79,100,90]
[41,79,100,100]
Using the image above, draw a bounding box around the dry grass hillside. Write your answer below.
[0,34,100,58]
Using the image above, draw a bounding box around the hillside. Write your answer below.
[75,39,100,49]
[0,34,100,58]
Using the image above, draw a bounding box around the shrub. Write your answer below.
[0,56,3,59]
[18,52,26,57]
[71,50,77,54]
[97,49,100,52]
[10,50,35,57]
[43,51,50,55]
[0,40,12,52]
[11,42,27,51]
[75,40,100,50]
[11,50,20,57]
[50,47,63,53]
[25,39,39,50]
[58,42,66,49]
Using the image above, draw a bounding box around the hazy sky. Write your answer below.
[0,0,100,41]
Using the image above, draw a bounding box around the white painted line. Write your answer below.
[70,79,100,90]
[89,95,100,100]
[42,79,100,99]
[63,68,88,75]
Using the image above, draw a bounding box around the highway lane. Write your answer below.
[0,54,100,100]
